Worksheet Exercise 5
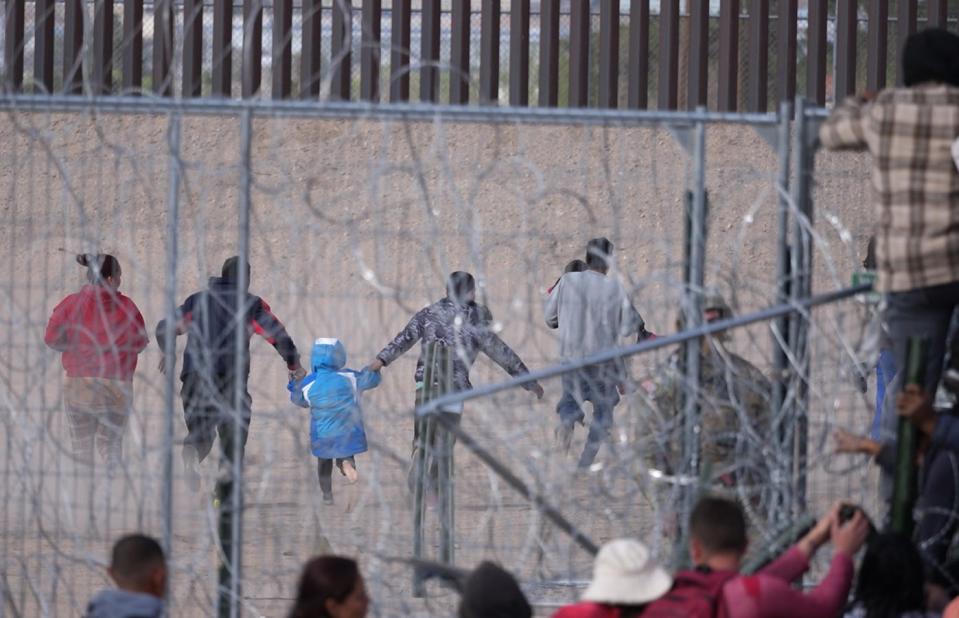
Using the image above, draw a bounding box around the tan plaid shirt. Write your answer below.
[819,85,959,293]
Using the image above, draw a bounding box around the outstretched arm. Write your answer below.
[251,298,302,374]
[819,96,870,151]
[480,331,544,398]
[355,368,382,391]
[372,310,426,370]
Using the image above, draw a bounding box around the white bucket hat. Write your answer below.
[581,539,673,606]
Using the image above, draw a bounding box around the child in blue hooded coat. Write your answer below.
[289,338,381,504]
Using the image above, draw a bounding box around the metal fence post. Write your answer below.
[673,113,707,569]
[219,107,252,618]
[770,99,792,527]
[161,111,182,613]
[789,97,813,517]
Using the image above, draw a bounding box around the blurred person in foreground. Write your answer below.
[289,555,369,618]
[820,28,959,394]
[642,496,870,617]
[459,561,532,618]
[45,253,148,468]
[892,383,959,604]
[544,237,649,469]
[85,534,166,618]
[552,539,672,617]
[842,532,938,618]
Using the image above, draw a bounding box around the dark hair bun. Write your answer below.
[76,253,92,267]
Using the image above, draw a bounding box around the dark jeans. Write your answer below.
[884,281,959,394]
[317,457,355,496]
[556,364,621,469]
[408,412,460,492]
[181,372,252,464]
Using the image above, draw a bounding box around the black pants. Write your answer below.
[181,372,252,464]
[317,457,355,496]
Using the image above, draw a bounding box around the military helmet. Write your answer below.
[703,293,732,321]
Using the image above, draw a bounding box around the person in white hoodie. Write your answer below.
[85,534,166,618]
[544,238,647,469]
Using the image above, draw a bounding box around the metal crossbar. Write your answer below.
[0,94,784,125]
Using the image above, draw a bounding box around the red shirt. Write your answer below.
[45,284,148,381]
[719,546,854,618]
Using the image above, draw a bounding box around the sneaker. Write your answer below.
[341,460,359,484]
[555,424,574,453]
[322,493,334,506]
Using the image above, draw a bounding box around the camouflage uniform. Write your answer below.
[647,297,772,495]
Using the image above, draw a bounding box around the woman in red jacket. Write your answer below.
[45,254,148,466]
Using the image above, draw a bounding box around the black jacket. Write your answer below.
[156,277,299,380]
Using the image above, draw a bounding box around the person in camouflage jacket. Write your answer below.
[645,295,772,495]
[369,272,544,491]
[370,272,544,399]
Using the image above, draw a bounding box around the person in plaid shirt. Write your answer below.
[820,28,959,396]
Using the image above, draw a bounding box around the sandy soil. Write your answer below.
[0,110,878,616]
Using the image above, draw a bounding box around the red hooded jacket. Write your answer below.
[45,284,148,381]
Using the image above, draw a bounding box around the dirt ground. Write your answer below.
[0,110,879,616]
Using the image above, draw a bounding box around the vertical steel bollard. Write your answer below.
[218,108,252,618]
[789,97,813,517]
[770,100,793,528]
[890,336,927,536]
[673,114,708,570]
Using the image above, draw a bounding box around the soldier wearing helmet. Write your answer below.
[645,293,772,504]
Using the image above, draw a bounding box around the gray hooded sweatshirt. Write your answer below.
[85,589,164,618]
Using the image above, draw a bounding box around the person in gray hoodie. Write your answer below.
[85,534,166,618]
[544,238,647,469]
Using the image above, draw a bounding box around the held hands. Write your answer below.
[368,358,385,372]
[289,365,307,383]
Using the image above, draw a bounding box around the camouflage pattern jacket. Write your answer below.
[376,297,535,393]
[649,342,772,483]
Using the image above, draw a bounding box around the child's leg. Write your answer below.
[337,457,358,483]
[317,458,334,498]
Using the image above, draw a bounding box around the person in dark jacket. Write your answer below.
[85,534,166,618]
[156,256,305,489]
[459,561,532,618]
[45,253,148,467]
[368,272,543,489]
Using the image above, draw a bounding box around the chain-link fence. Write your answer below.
[0,95,891,616]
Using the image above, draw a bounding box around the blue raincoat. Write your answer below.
[289,338,381,459]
